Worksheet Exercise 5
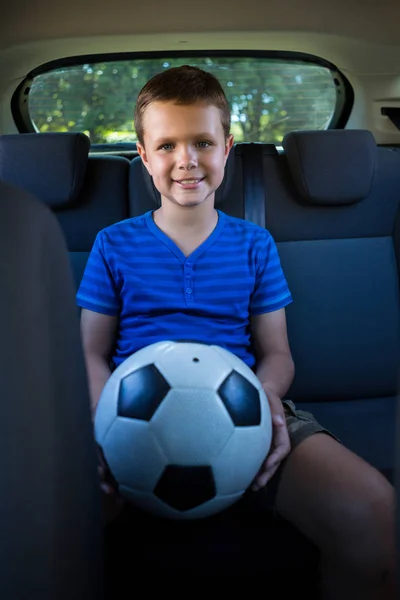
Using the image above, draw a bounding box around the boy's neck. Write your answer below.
[154,199,218,235]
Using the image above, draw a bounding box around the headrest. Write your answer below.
[130,144,237,209]
[282,130,377,205]
[0,132,90,208]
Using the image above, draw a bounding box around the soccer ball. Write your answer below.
[94,341,272,520]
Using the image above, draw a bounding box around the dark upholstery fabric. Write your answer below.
[0,180,103,599]
[56,156,130,251]
[283,130,376,205]
[0,133,90,208]
[261,131,400,475]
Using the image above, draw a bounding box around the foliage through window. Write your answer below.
[25,56,341,146]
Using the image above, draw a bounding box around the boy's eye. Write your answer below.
[158,141,212,151]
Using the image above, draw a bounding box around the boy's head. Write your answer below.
[134,65,234,211]
[134,65,231,146]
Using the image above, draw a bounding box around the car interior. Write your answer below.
[1,0,400,596]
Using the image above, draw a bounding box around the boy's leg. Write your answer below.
[266,401,396,600]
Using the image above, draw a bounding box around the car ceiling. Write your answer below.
[1,0,400,48]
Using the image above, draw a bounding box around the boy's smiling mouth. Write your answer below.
[174,177,205,188]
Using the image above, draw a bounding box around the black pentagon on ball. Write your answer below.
[154,465,216,511]
[218,370,261,426]
[117,364,171,421]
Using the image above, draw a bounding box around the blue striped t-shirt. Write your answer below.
[76,210,292,368]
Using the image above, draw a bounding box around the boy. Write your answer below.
[77,65,396,598]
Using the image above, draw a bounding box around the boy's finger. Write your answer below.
[252,462,280,490]
[272,413,285,426]
[100,482,115,495]
[265,442,289,468]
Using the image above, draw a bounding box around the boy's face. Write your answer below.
[137,101,234,210]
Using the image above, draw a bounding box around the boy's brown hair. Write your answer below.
[134,65,231,145]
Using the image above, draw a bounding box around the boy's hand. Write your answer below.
[97,447,126,523]
[251,389,291,491]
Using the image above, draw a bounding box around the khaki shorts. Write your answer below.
[282,399,340,450]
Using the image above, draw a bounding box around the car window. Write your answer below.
[17,54,350,147]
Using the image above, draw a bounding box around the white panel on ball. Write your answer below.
[149,388,234,464]
[93,373,121,446]
[114,341,174,374]
[212,420,272,495]
[104,419,167,492]
[154,342,232,388]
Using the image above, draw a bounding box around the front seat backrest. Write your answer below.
[0,180,104,599]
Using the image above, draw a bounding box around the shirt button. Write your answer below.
[186,288,192,294]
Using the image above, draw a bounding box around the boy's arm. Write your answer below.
[80,308,118,418]
[250,307,295,489]
[251,307,295,400]
[80,308,125,520]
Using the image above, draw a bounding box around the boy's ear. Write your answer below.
[136,142,152,176]
[224,134,234,162]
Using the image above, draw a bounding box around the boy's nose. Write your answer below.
[177,148,198,170]
[179,161,196,171]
